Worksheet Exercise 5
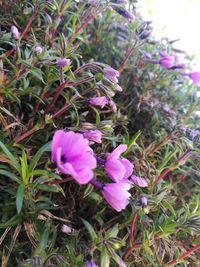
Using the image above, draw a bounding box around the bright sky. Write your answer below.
[136,0,200,69]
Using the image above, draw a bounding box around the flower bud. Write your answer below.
[11,25,20,40]
[56,58,71,67]
[140,196,148,207]
[34,46,43,56]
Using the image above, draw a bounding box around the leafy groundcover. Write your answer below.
[0,1,200,266]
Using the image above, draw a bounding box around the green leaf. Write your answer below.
[106,224,119,238]
[29,142,51,173]
[20,150,28,184]
[124,130,141,155]
[29,69,45,83]
[100,246,110,267]
[34,228,49,256]
[33,184,63,193]
[0,169,20,183]
[16,184,25,214]
[0,141,20,173]
[82,219,98,243]
[91,106,101,125]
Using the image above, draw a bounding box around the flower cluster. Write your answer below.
[147,50,200,86]
[51,130,137,212]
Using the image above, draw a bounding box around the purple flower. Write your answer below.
[34,46,43,56]
[89,96,109,108]
[140,196,148,207]
[61,224,72,234]
[190,129,199,140]
[85,260,98,267]
[160,55,175,69]
[117,0,127,3]
[105,144,133,182]
[83,130,102,143]
[144,53,152,60]
[130,175,148,187]
[56,58,71,67]
[109,100,117,112]
[113,6,134,22]
[51,130,97,184]
[189,72,200,86]
[104,66,120,83]
[11,25,19,40]
[102,181,131,212]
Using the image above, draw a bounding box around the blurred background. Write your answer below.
[137,0,200,69]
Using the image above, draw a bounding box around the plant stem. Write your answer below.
[166,244,200,267]
[123,212,138,261]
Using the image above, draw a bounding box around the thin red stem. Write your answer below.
[166,244,200,267]
[67,15,95,43]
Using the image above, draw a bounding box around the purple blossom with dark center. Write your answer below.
[105,144,133,182]
[89,96,109,108]
[51,130,97,184]
[56,58,71,67]
[11,25,20,40]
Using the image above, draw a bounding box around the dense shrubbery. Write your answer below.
[0,1,200,266]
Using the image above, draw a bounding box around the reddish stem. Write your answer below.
[4,4,39,58]
[44,80,70,114]
[155,149,190,184]
[166,244,200,267]
[123,212,138,261]
[67,15,95,43]
[130,212,138,247]
[14,127,39,144]
[21,4,39,39]
[146,133,173,156]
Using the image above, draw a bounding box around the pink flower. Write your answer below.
[83,130,102,143]
[61,224,72,234]
[130,175,148,187]
[85,260,98,267]
[140,196,148,207]
[105,144,133,182]
[89,96,109,108]
[104,66,120,83]
[160,55,175,69]
[51,130,97,184]
[34,46,43,55]
[56,58,71,67]
[102,182,131,212]
[116,84,123,92]
[190,129,199,140]
[11,25,19,40]
[109,100,117,112]
[189,72,200,86]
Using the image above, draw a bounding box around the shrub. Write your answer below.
[0,1,200,266]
